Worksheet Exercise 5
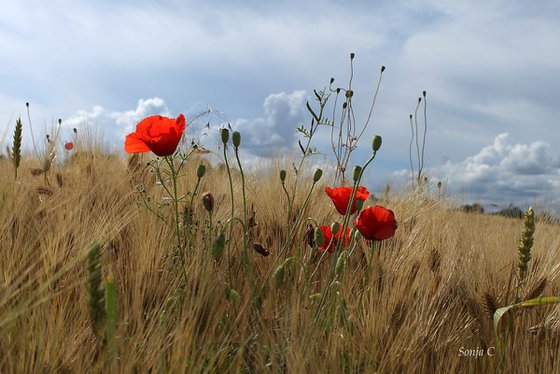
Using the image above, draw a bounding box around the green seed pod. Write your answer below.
[197,164,206,179]
[274,265,285,289]
[211,232,225,258]
[372,135,382,152]
[312,168,323,182]
[314,227,325,248]
[330,222,340,235]
[355,198,364,211]
[336,252,347,277]
[279,169,286,183]
[232,131,241,148]
[220,128,230,144]
[202,192,214,213]
[352,165,362,183]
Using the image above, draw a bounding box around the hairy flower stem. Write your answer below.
[223,146,235,272]
[186,175,202,249]
[163,156,188,288]
[234,147,257,304]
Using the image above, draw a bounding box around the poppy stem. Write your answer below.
[234,146,257,306]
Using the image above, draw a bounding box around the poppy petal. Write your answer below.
[125,133,151,154]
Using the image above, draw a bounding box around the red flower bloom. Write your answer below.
[355,206,397,241]
[64,142,74,150]
[124,114,186,157]
[325,186,370,215]
[318,225,351,253]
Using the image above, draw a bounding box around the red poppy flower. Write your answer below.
[64,142,74,150]
[124,114,186,157]
[318,225,351,253]
[325,186,370,215]
[355,206,397,241]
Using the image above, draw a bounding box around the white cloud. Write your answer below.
[233,90,308,157]
[64,97,170,144]
[394,133,560,211]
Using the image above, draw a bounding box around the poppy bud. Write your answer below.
[372,135,382,152]
[314,227,324,248]
[350,52,355,59]
[220,128,230,144]
[437,181,442,189]
[352,166,362,183]
[197,164,206,178]
[253,243,270,257]
[345,90,353,99]
[225,286,241,302]
[212,232,225,258]
[279,169,286,183]
[73,127,78,134]
[355,198,364,211]
[274,265,285,289]
[232,131,241,148]
[336,252,347,277]
[381,65,386,73]
[330,77,335,84]
[423,90,427,97]
[202,192,214,212]
[331,222,340,235]
[312,168,323,182]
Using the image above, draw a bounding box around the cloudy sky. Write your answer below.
[1,0,559,212]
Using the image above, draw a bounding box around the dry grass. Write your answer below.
[1,143,560,373]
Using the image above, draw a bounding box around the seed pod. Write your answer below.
[232,131,241,148]
[279,169,287,183]
[352,166,362,183]
[372,135,382,152]
[220,128,230,144]
[312,168,323,182]
[197,164,206,178]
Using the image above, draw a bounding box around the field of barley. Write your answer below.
[1,126,560,373]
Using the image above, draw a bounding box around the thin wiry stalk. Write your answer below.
[409,114,415,186]
[420,91,428,178]
[414,97,422,184]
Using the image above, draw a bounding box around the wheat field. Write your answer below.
[1,139,560,373]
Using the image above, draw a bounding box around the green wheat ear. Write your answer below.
[518,206,535,281]
[86,241,106,340]
[12,118,22,180]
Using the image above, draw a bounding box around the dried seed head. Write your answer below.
[306,224,315,247]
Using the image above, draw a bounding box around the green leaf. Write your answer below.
[494,296,560,355]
